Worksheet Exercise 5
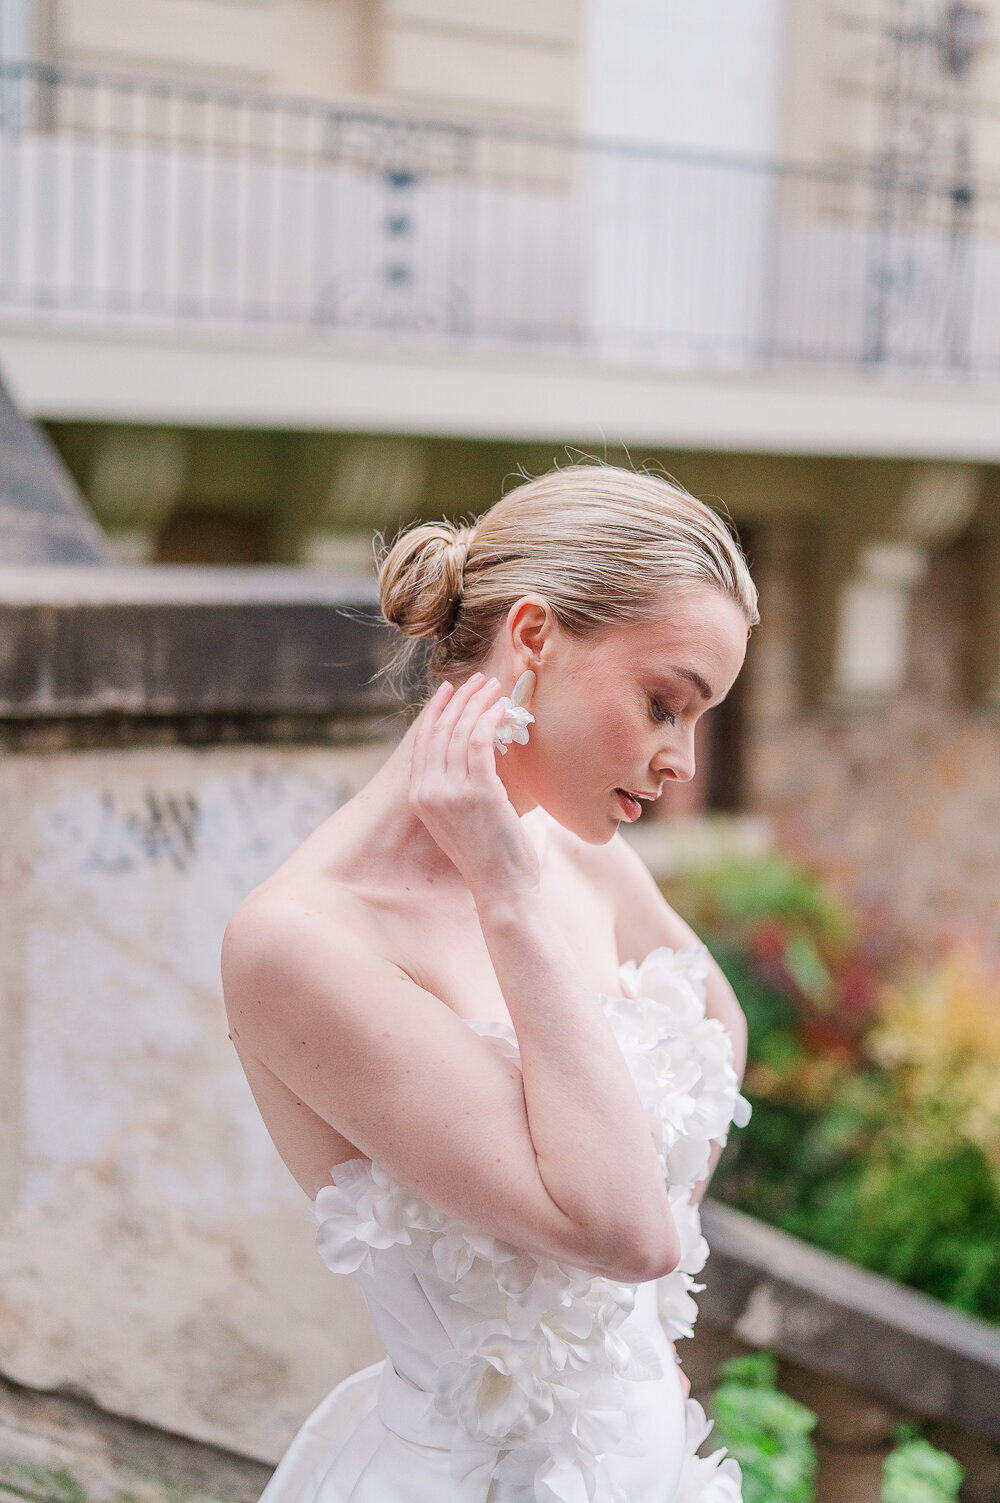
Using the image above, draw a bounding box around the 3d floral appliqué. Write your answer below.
[309,944,750,1502]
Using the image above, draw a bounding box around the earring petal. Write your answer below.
[510,669,536,710]
[493,697,535,754]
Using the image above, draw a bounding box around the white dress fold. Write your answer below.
[260,945,750,1503]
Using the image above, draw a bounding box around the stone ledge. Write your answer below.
[0,566,394,723]
[0,1372,271,1503]
[700,1198,1000,1440]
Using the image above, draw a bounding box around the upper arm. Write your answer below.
[221,891,655,1282]
[603,835,747,1079]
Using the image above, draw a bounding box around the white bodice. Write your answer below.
[305,946,749,1503]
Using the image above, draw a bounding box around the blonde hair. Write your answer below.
[377,463,758,686]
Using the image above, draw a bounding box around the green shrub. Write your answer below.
[882,1430,963,1503]
[664,854,1000,1323]
[710,1353,818,1503]
[704,1354,965,1503]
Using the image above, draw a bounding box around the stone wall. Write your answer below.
[745,529,1000,957]
[0,568,403,1461]
[0,738,399,1462]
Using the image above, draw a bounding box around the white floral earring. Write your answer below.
[493,669,536,755]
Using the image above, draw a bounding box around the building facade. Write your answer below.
[0,0,998,950]
[1,7,999,1493]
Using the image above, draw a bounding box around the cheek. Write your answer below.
[526,695,648,842]
[542,696,643,778]
[586,716,632,769]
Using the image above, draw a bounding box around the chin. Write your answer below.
[535,790,619,846]
[576,812,620,845]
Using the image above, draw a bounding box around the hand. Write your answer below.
[409,675,541,899]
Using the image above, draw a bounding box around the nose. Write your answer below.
[653,727,696,784]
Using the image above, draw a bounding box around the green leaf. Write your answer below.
[717,1351,780,1389]
[882,1437,963,1502]
[711,1381,818,1503]
[783,934,833,1007]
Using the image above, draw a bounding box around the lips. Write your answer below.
[615,790,642,821]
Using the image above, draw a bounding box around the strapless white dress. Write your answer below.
[260,946,750,1503]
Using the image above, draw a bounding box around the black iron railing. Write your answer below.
[1,58,998,375]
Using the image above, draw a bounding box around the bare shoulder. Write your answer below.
[223,873,363,951]
[221,875,388,1019]
[219,854,665,1279]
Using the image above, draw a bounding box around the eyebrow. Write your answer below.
[668,665,716,700]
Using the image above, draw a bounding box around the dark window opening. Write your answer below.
[155,508,274,565]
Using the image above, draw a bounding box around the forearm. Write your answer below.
[475,888,678,1273]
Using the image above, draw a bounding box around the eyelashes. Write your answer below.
[650,699,677,727]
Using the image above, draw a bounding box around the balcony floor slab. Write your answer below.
[2,321,1000,460]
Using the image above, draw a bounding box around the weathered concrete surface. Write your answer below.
[700,1199,1000,1440]
[0,742,394,1463]
[0,567,386,719]
[0,1373,272,1503]
[0,380,108,564]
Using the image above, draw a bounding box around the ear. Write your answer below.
[505,595,554,669]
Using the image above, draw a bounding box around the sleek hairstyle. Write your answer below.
[376,463,758,686]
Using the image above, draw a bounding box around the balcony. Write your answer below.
[1,58,999,453]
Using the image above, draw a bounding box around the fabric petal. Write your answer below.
[300,942,749,1503]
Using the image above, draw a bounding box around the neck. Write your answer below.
[345,715,540,887]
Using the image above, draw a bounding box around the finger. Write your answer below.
[445,678,503,778]
[410,681,454,790]
[424,673,486,778]
[468,697,509,786]
[429,672,485,748]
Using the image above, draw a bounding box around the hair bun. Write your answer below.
[378,520,475,640]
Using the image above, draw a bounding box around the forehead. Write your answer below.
[604,589,747,663]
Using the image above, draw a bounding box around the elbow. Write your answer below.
[571,1204,682,1284]
[613,1225,681,1284]
[641,1232,682,1282]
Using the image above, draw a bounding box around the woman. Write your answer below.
[222,464,757,1502]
